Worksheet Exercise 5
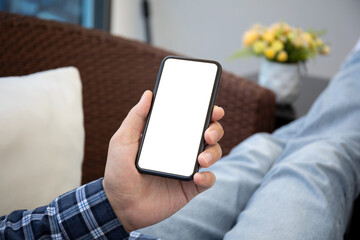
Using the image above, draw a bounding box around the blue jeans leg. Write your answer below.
[224,51,360,239]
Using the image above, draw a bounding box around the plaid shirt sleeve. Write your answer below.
[0,178,129,239]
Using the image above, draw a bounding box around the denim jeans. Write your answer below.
[135,50,360,240]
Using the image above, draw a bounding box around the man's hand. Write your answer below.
[103,90,225,233]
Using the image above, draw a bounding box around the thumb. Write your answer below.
[115,90,152,144]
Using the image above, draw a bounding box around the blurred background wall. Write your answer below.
[111,0,360,80]
[2,0,359,80]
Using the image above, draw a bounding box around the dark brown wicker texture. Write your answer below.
[0,12,275,184]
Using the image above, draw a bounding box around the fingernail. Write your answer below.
[197,173,205,182]
[140,91,147,102]
[209,130,218,142]
[219,107,224,114]
[201,153,213,166]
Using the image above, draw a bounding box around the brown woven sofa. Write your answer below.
[0,12,275,185]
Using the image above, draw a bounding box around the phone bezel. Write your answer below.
[135,56,222,181]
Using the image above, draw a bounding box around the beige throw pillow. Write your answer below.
[0,67,84,215]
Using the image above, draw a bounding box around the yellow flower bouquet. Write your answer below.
[230,22,330,63]
[230,22,331,104]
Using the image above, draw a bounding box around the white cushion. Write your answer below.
[0,67,84,215]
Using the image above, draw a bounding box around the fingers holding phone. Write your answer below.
[195,106,224,189]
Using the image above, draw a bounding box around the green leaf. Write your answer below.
[306,28,327,37]
[227,48,254,61]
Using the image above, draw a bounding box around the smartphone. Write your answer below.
[135,56,222,180]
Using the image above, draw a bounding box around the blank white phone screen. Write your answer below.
[138,58,219,177]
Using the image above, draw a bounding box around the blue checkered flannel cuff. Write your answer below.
[0,178,129,240]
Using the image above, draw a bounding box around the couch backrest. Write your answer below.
[0,12,275,184]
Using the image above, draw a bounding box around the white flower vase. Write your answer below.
[259,60,301,104]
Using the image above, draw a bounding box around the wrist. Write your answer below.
[102,178,136,233]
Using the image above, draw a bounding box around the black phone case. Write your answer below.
[135,56,222,181]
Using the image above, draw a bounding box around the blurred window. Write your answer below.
[0,0,110,31]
